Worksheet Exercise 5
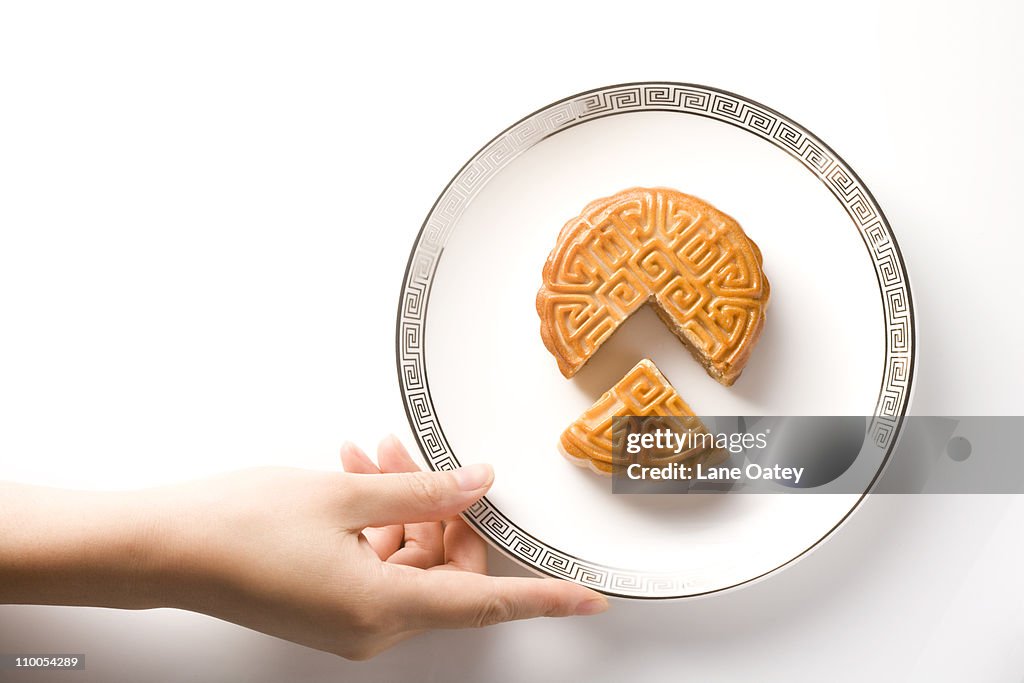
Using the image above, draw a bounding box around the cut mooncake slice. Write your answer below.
[559,358,727,476]
[537,187,769,386]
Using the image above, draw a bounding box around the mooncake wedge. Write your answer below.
[559,359,727,476]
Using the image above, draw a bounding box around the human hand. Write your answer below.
[119,437,607,659]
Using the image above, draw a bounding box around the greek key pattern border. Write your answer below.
[396,83,915,598]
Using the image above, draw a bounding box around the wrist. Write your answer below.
[128,480,238,614]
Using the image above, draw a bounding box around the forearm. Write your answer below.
[0,482,176,609]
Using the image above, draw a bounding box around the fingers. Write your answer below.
[391,570,609,630]
[361,527,404,562]
[340,442,380,475]
[341,464,493,530]
[386,539,443,569]
[376,434,419,473]
[339,437,492,571]
[441,517,487,573]
[376,436,444,569]
[340,442,403,559]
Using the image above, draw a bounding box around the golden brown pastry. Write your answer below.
[537,187,769,386]
[560,359,727,476]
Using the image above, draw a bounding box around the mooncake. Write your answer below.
[537,187,769,386]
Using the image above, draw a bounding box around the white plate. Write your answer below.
[397,83,915,599]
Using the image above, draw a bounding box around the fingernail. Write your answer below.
[452,464,493,491]
[574,598,609,616]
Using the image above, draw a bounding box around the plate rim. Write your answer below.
[395,81,917,599]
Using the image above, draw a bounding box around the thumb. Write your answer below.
[341,464,493,529]
[391,570,609,630]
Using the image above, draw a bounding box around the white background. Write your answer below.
[1,1,1022,681]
